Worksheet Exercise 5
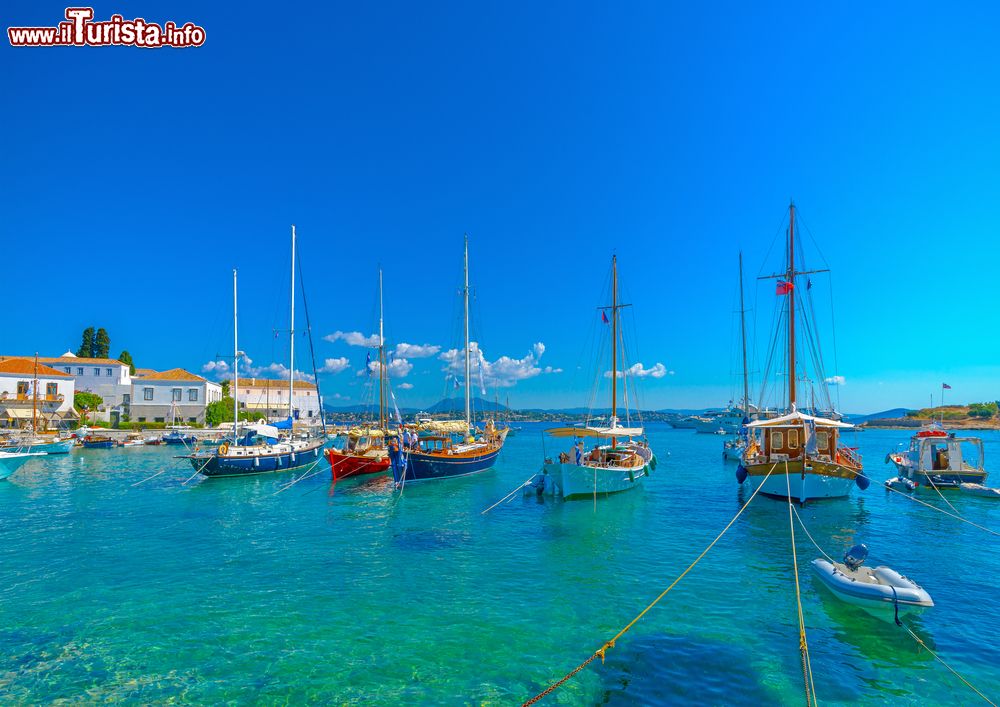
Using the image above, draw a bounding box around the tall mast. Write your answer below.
[463,235,471,428]
[289,225,296,423]
[233,269,239,435]
[378,268,386,430]
[32,352,39,432]
[611,255,618,443]
[787,202,796,410]
[739,252,749,416]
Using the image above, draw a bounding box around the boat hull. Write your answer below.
[1,439,75,454]
[192,441,325,478]
[389,446,500,484]
[889,456,987,487]
[326,448,390,481]
[741,459,858,501]
[811,559,933,621]
[0,452,44,480]
[82,440,114,449]
[544,460,650,500]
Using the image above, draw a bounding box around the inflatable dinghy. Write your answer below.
[885,476,917,492]
[812,545,933,621]
[960,483,1000,498]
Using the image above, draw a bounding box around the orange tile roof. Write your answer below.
[36,355,126,366]
[0,358,72,377]
[141,368,208,383]
[132,368,158,377]
[237,378,317,391]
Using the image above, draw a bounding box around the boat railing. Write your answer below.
[837,446,863,468]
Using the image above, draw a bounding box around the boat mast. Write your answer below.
[611,255,618,445]
[32,352,39,432]
[378,268,386,431]
[233,269,239,437]
[739,252,749,416]
[787,202,796,410]
[463,235,471,429]
[289,225,296,424]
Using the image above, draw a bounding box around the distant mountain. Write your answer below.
[428,397,509,414]
[843,408,914,424]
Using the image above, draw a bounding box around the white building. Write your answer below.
[0,357,78,429]
[234,378,321,425]
[39,352,133,423]
[130,369,222,425]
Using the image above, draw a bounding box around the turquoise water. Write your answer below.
[2,424,998,704]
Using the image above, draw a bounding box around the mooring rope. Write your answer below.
[785,462,818,707]
[481,475,537,515]
[860,471,999,538]
[269,460,322,496]
[521,462,778,705]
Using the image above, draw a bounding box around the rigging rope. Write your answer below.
[521,463,779,706]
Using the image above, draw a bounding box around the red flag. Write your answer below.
[776,281,794,295]
[942,383,952,390]
[601,310,609,324]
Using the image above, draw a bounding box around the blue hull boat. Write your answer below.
[388,445,500,484]
[190,439,325,478]
[82,438,114,449]
[163,432,196,445]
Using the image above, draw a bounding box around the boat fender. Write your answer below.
[219,443,229,456]
[736,464,748,484]
[628,469,635,483]
[855,473,870,490]
[643,465,649,477]
[254,456,260,467]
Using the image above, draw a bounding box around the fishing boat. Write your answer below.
[387,237,506,485]
[0,450,44,480]
[162,403,195,445]
[325,269,392,482]
[118,434,145,447]
[811,544,933,621]
[81,434,115,449]
[187,231,325,478]
[885,422,988,488]
[537,255,657,500]
[737,203,865,502]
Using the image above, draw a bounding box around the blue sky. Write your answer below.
[3,2,1000,413]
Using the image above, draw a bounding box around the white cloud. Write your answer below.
[439,341,559,388]
[327,392,349,400]
[605,362,669,379]
[324,331,382,347]
[318,357,350,374]
[358,357,413,379]
[825,375,846,386]
[398,382,414,390]
[393,342,441,359]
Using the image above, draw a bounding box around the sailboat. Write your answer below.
[162,401,195,445]
[736,202,865,501]
[387,237,506,484]
[189,228,326,478]
[0,354,75,455]
[723,253,752,462]
[325,269,393,481]
[540,256,657,500]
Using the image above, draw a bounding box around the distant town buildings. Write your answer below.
[130,368,223,424]
[233,378,320,423]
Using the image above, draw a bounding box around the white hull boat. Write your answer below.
[0,451,45,480]
[811,546,933,621]
[542,443,655,500]
[743,463,856,501]
[960,483,1000,498]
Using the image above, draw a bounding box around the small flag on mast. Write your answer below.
[942,383,952,390]
[365,351,372,377]
[776,281,794,295]
[601,310,609,324]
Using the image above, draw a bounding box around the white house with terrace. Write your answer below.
[0,357,78,430]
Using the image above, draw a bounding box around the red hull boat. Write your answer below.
[325,447,390,481]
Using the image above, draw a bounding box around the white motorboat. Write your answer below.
[886,423,988,488]
[960,483,1000,498]
[811,545,933,621]
[0,450,45,480]
[885,476,918,492]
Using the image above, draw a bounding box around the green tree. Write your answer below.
[118,350,136,375]
[221,379,231,398]
[94,328,111,358]
[77,327,95,357]
[205,396,263,427]
[74,391,103,423]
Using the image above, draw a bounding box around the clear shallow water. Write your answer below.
[1,424,998,704]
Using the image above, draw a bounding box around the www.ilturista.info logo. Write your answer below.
[8,7,206,48]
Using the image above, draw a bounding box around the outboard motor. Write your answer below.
[843,544,868,571]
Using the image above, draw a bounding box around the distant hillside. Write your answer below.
[429,397,509,414]
[843,408,913,424]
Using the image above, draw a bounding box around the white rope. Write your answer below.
[791,504,835,563]
[481,475,537,515]
[270,460,322,496]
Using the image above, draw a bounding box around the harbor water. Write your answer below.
[2,424,998,704]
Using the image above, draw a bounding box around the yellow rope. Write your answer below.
[901,623,996,706]
[521,462,778,706]
[785,462,818,707]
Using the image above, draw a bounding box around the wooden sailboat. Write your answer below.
[541,256,656,500]
[387,236,506,484]
[737,203,865,501]
[190,228,325,478]
[325,269,392,481]
[1,354,75,454]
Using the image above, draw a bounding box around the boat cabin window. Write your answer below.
[816,431,829,450]
[930,443,949,471]
[770,430,783,449]
[787,429,799,449]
